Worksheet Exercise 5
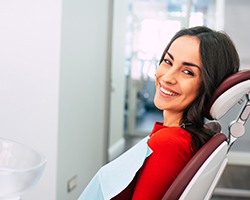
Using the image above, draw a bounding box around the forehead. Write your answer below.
[169,35,200,52]
[167,35,201,65]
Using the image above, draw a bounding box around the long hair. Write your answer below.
[159,26,240,150]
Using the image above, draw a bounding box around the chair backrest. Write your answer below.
[162,133,227,200]
[163,69,250,200]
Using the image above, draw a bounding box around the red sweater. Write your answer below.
[113,122,195,200]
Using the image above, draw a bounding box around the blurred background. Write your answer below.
[0,0,249,199]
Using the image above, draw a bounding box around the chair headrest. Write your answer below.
[205,70,250,120]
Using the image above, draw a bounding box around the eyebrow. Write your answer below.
[166,52,201,71]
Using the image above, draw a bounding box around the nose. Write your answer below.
[162,67,178,85]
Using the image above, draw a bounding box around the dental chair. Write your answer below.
[162,70,250,200]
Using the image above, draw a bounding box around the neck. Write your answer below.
[163,110,183,127]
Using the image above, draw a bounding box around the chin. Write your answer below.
[153,98,163,111]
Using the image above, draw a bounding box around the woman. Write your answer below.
[78,26,239,200]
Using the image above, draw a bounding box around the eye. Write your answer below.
[163,58,172,66]
[183,69,194,76]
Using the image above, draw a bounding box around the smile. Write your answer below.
[160,87,179,96]
[159,82,180,96]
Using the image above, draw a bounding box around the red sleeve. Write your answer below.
[132,127,194,200]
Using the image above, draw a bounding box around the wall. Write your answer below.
[0,0,111,200]
[57,0,112,199]
[108,0,128,161]
[0,0,61,199]
[224,0,250,69]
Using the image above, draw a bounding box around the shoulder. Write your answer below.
[150,126,192,142]
[148,126,193,153]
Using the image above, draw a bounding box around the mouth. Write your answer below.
[159,82,180,96]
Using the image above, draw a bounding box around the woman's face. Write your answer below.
[154,35,202,120]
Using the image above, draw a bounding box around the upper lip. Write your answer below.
[159,82,180,96]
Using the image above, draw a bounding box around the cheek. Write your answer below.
[187,82,201,100]
[155,65,164,79]
[155,68,161,85]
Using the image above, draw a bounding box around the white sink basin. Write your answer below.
[0,137,46,199]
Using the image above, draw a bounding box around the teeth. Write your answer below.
[160,87,178,96]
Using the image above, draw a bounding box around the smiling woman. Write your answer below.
[78,26,240,200]
[154,35,202,127]
[158,26,240,150]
